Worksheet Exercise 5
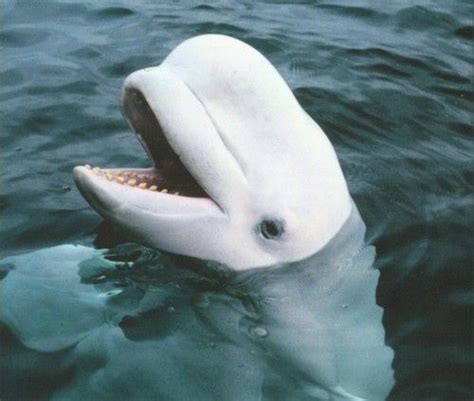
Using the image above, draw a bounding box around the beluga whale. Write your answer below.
[73,34,352,271]
[0,35,393,401]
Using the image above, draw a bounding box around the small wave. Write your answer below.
[430,85,472,101]
[453,25,474,40]
[186,22,247,36]
[317,4,388,21]
[344,47,436,72]
[243,36,283,55]
[364,63,412,78]
[92,6,135,20]
[0,69,24,88]
[68,47,102,60]
[191,4,219,12]
[99,56,156,78]
[431,70,470,84]
[26,81,98,97]
[394,6,457,31]
[0,28,49,48]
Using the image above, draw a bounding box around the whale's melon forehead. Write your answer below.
[164,35,304,136]
[165,35,291,96]
[74,34,352,270]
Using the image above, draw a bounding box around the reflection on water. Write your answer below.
[0,206,393,401]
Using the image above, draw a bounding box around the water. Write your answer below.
[1,1,473,400]
[1,207,394,401]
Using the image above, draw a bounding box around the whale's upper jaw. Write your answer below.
[74,34,352,270]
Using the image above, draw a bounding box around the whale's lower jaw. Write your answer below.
[74,162,233,267]
[73,165,221,225]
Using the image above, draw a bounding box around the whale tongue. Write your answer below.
[122,88,207,198]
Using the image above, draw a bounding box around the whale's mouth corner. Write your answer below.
[74,87,215,207]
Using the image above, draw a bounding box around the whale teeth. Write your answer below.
[86,168,182,196]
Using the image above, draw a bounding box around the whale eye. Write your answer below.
[258,219,284,240]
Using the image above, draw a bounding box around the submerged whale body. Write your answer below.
[1,35,394,400]
[0,206,393,401]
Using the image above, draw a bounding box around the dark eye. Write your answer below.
[258,219,284,240]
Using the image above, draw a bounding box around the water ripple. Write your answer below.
[0,1,472,399]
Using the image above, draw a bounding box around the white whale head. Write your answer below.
[74,34,352,270]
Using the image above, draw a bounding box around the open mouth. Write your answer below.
[79,88,209,199]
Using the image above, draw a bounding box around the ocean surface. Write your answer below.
[0,1,473,400]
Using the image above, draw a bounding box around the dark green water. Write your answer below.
[1,1,473,400]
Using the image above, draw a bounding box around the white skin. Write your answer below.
[74,34,352,270]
